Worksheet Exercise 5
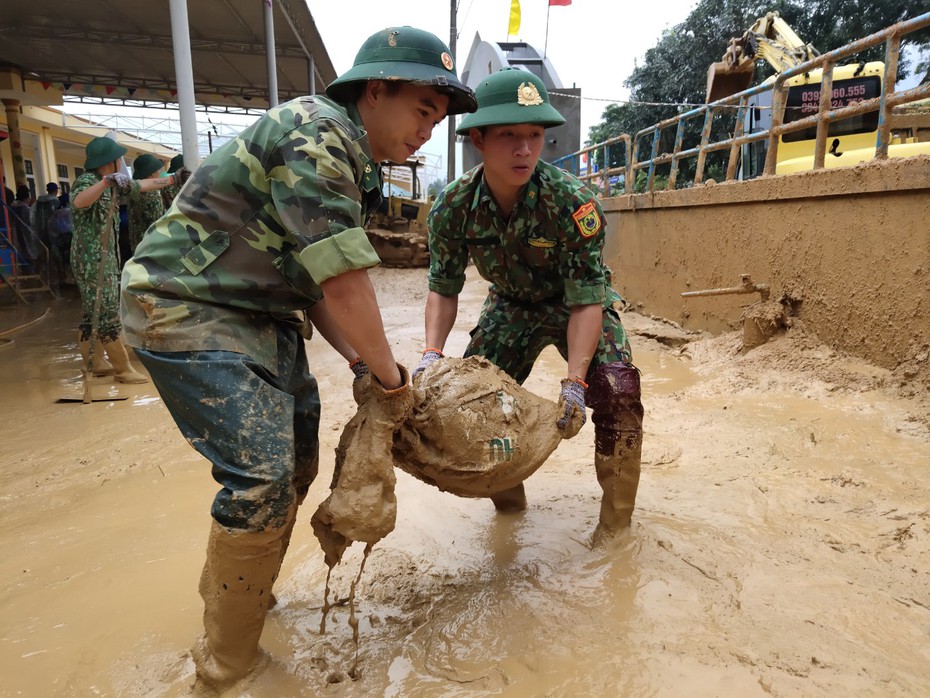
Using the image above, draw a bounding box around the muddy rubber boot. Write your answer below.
[588,364,644,537]
[490,482,528,513]
[101,338,149,384]
[191,522,284,691]
[267,497,305,610]
[593,430,642,531]
[78,338,115,376]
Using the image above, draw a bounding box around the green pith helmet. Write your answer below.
[456,68,565,134]
[326,26,477,115]
[84,136,128,170]
[167,154,184,174]
[132,153,163,180]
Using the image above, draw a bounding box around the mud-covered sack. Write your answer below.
[392,356,563,497]
[311,365,413,567]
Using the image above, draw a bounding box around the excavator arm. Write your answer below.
[707,12,820,102]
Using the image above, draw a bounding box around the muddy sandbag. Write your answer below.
[392,356,564,497]
[311,366,413,567]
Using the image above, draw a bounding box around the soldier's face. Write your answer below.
[364,82,450,164]
[471,124,545,191]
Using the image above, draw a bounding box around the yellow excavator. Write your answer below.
[706,12,930,176]
[365,156,431,267]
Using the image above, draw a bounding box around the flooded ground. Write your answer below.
[1,268,928,697]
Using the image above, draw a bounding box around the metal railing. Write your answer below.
[554,11,930,195]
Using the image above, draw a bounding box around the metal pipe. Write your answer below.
[681,274,770,301]
[813,59,833,169]
[168,0,200,167]
[263,0,279,108]
[876,34,901,158]
[763,82,787,175]
[694,107,714,185]
[310,53,316,95]
[668,118,686,189]
[726,96,747,181]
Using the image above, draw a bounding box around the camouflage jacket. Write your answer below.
[71,170,137,277]
[127,188,165,253]
[121,96,383,372]
[159,182,181,211]
[427,160,619,307]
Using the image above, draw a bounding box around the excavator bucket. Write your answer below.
[706,60,755,103]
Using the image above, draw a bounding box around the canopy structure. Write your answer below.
[0,0,338,182]
[0,0,336,111]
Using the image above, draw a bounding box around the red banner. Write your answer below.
[549,0,571,5]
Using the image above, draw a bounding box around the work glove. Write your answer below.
[412,348,444,380]
[556,378,587,439]
[350,357,370,405]
[105,172,131,188]
[171,167,192,187]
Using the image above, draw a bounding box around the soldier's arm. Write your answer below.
[72,178,110,209]
[566,304,602,382]
[561,193,610,381]
[305,299,359,363]
[137,175,181,195]
[320,270,402,388]
[423,192,468,353]
[423,290,458,352]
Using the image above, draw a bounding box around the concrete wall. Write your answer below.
[602,155,930,372]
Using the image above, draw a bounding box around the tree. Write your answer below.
[588,0,930,154]
[427,177,447,199]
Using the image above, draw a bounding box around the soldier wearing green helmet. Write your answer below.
[126,153,167,254]
[120,26,474,691]
[416,68,644,541]
[70,137,186,384]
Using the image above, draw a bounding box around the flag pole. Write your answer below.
[447,0,457,182]
[544,3,551,58]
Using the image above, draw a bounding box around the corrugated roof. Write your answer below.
[0,0,336,109]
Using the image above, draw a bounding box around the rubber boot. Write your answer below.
[191,522,284,690]
[490,482,528,513]
[267,495,304,610]
[588,364,644,535]
[78,338,115,376]
[101,338,149,384]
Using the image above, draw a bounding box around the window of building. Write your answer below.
[24,159,36,199]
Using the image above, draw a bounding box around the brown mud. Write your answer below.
[1,269,929,697]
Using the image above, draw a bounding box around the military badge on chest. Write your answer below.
[527,236,556,248]
[571,201,602,238]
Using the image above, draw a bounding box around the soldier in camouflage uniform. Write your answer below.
[416,68,644,539]
[127,153,166,254]
[120,26,475,690]
[71,137,184,383]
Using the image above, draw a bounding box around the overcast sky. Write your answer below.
[309,0,699,176]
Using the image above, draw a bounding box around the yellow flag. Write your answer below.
[508,0,521,36]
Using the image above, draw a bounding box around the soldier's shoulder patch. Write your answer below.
[571,201,601,238]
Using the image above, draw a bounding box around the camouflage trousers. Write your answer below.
[135,323,320,531]
[464,288,633,384]
[72,222,122,343]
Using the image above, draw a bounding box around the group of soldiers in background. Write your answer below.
[4,151,185,293]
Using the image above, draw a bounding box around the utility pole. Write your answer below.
[447,0,457,183]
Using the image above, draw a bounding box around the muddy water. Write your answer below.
[2,271,929,697]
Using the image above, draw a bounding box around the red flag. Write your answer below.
[549,0,571,5]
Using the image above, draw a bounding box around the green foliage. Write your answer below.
[427,177,447,199]
[588,0,930,149]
